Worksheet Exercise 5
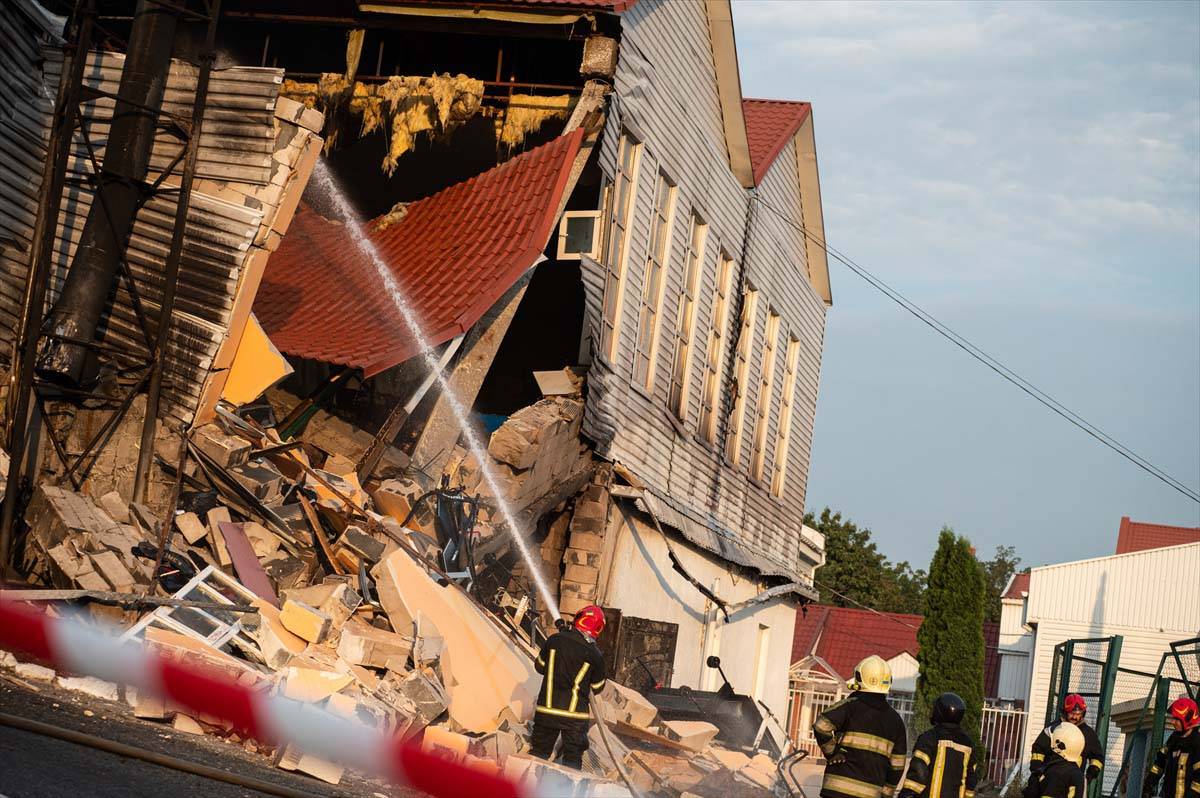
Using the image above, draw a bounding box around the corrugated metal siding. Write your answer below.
[580,0,828,581]
[1027,544,1200,632]
[1023,619,1196,793]
[0,40,320,426]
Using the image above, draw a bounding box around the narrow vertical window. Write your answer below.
[726,287,759,464]
[599,132,642,362]
[668,214,707,419]
[772,337,801,497]
[633,171,677,390]
[751,311,781,481]
[699,254,735,442]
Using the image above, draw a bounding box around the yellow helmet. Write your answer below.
[1049,722,1084,766]
[849,655,892,694]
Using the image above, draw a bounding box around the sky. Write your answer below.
[731,0,1200,570]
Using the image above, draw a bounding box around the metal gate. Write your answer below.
[1045,636,1124,798]
[980,704,1028,786]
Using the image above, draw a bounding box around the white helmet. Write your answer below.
[849,655,892,694]
[1049,721,1084,766]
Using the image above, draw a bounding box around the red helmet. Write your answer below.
[573,605,606,638]
[1063,694,1087,714]
[1168,697,1200,731]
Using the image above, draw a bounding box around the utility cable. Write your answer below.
[753,196,1200,504]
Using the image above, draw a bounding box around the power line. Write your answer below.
[753,196,1200,504]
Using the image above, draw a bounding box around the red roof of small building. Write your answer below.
[1003,571,1030,600]
[792,605,921,681]
[255,129,583,376]
[742,98,812,185]
[793,605,1004,697]
[1115,517,1200,555]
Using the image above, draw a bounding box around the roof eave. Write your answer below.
[793,110,832,306]
[705,0,755,189]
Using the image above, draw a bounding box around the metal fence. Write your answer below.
[980,704,1028,786]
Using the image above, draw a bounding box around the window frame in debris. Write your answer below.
[751,309,781,482]
[599,131,644,364]
[668,211,708,422]
[725,284,760,465]
[556,210,604,260]
[632,168,678,392]
[771,334,802,498]
[699,252,736,443]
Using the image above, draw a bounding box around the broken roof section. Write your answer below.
[255,127,584,376]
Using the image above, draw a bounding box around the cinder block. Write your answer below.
[568,531,604,553]
[559,579,597,602]
[563,563,600,584]
[564,548,601,569]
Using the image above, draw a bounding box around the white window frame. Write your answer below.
[726,287,759,465]
[699,254,734,443]
[668,214,707,421]
[633,170,677,391]
[751,310,781,482]
[599,133,643,363]
[555,210,603,260]
[771,336,801,498]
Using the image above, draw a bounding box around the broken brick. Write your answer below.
[336,617,413,669]
[279,599,331,644]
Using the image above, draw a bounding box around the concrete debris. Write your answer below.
[279,599,332,644]
[660,719,721,753]
[336,617,412,669]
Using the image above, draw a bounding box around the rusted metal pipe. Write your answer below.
[36,0,179,387]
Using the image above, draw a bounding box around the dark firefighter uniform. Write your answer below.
[1025,758,1086,798]
[814,692,909,798]
[899,723,980,798]
[1143,730,1200,798]
[531,626,606,769]
[1031,722,1105,782]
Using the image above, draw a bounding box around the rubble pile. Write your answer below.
[3,374,784,795]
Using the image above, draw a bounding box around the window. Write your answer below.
[726,287,759,464]
[772,337,801,497]
[668,214,707,419]
[633,171,677,390]
[751,311,781,481]
[556,211,603,260]
[599,132,643,362]
[699,254,735,442]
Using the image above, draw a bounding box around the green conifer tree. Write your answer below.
[914,528,986,743]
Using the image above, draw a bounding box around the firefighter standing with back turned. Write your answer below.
[813,655,909,798]
[1030,694,1106,785]
[899,692,980,798]
[530,604,608,770]
[1142,697,1200,798]
[1025,723,1087,798]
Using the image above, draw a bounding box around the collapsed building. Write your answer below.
[0,0,832,793]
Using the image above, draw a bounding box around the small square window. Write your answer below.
[557,211,603,260]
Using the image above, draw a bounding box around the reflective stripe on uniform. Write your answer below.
[1150,765,1163,775]
[568,662,591,713]
[1178,753,1190,798]
[591,679,606,691]
[544,648,556,708]
[1031,754,1045,762]
[841,731,896,757]
[535,705,589,721]
[965,792,975,798]
[903,780,926,793]
[882,786,895,798]
[891,754,907,770]
[823,774,884,798]
[1089,759,1103,771]
[914,750,932,765]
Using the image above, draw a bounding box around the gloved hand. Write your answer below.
[827,752,848,766]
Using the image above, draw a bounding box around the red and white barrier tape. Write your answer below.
[0,600,523,798]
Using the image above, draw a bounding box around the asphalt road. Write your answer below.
[0,673,407,798]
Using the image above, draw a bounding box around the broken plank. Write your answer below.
[0,589,258,613]
[217,521,279,606]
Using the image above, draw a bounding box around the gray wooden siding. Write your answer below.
[580,0,828,580]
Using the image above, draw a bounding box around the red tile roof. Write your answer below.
[793,605,1004,699]
[792,604,921,681]
[255,129,584,376]
[1115,516,1200,555]
[1003,571,1030,600]
[983,621,1000,698]
[742,98,812,185]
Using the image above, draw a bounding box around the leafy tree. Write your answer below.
[978,545,1022,624]
[804,508,926,614]
[914,527,986,743]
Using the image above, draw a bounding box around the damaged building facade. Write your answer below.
[0,0,830,783]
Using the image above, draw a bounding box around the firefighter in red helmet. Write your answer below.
[530,605,608,770]
[1031,694,1105,784]
[1143,697,1200,798]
